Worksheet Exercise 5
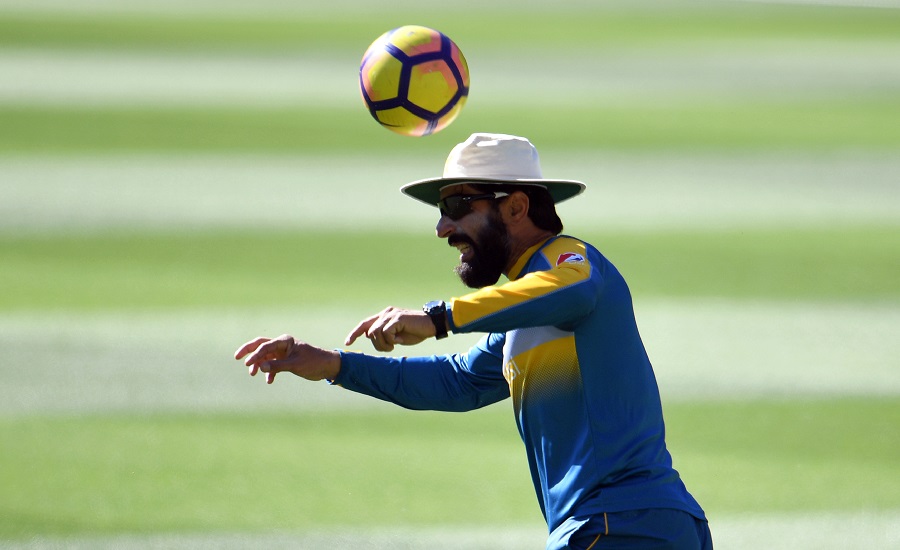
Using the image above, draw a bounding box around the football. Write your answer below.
[359,25,469,137]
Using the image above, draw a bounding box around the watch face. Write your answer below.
[424,300,444,312]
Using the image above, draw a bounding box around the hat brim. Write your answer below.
[401,177,586,207]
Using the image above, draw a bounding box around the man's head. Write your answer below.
[435,182,562,288]
[436,188,513,288]
[401,133,585,288]
[439,184,512,288]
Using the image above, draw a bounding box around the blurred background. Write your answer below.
[1,0,898,548]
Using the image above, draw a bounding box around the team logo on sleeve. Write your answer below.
[556,252,586,266]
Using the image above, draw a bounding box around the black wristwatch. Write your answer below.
[423,300,449,340]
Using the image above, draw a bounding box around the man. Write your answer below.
[235,133,712,549]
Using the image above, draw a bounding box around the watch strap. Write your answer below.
[423,300,449,340]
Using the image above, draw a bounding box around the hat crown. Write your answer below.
[443,133,544,180]
[400,132,585,206]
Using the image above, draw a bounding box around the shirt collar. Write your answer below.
[507,236,555,281]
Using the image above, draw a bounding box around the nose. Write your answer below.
[436,213,455,239]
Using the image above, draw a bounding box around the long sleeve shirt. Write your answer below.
[335,235,706,549]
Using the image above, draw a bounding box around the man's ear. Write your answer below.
[504,190,530,223]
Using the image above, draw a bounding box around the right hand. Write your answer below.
[345,306,436,352]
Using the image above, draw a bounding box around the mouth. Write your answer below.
[455,242,473,262]
[448,235,475,262]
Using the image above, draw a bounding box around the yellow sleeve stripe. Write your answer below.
[450,240,592,329]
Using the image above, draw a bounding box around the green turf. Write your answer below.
[1,0,896,544]
[0,398,896,539]
[2,98,899,154]
[0,406,536,538]
[666,397,900,513]
[0,4,897,52]
[589,225,900,303]
[0,226,896,312]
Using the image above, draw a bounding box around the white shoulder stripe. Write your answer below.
[503,325,573,358]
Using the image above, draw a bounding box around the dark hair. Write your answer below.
[472,183,564,234]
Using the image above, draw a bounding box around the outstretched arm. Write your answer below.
[234,334,341,384]
[336,333,509,412]
[233,332,509,411]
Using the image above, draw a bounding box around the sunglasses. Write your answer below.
[438,192,509,220]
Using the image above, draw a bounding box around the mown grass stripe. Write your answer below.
[6,47,895,108]
[1,226,897,312]
[3,511,899,550]
[1,153,896,235]
[0,398,896,539]
[1,5,897,51]
[1,98,898,153]
[1,301,896,419]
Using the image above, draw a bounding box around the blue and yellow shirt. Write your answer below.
[336,235,706,548]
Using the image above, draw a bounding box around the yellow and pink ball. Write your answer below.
[360,25,469,137]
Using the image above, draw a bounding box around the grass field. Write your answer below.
[1,1,898,549]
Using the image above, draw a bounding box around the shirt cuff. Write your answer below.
[446,301,458,333]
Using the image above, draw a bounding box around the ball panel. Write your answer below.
[408,60,459,112]
[361,53,404,102]
[387,25,443,57]
[450,44,470,87]
[374,106,430,136]
[431,96,467,134]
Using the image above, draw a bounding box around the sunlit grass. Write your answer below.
[1,5,897,52]
[2,98,899,154]
[1,398,896,539]
[1,225,897,312]
[1,0,896,546]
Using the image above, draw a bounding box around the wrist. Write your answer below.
[327,350,346,384]
[423,300,449,340]
[326,350,342,380]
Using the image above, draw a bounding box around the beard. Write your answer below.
[449,211,511,289]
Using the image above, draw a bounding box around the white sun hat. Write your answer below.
[401,133,586,206]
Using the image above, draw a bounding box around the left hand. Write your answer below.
[345,307,436,352]
[234,334,341,384]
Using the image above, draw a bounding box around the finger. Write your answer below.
[345,314,379,346]
[234,337,271,360]
[244,336,290,367]
[250,361,276,383]
[368,331,394,352]
[258,359,291,384]
[373,340,395,352]
[381,317,404,346]
[244,343,276,367]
